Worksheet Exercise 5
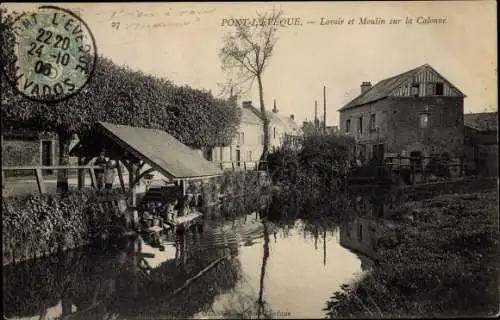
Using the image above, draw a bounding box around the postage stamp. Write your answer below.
[3,5,97,102]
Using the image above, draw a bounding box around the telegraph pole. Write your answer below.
[314,100,318,129]
[323,86,327,133]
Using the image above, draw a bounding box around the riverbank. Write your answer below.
[325,191,499,318]
[2,170,272,267]
[2,189,131,266]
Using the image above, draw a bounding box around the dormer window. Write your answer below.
[435,82,444,95]
[426,82,444,96]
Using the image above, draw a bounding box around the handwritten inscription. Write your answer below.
[109,8,216,30]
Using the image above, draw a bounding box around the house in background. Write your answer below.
[267,100,302,151]
[211,100,303,169]
[339,64,466,170]
[464,112,498,176]
[1,130,79,177]
[211,101,264,169]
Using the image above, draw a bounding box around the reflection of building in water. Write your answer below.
[339,191,389,260]
[340,217,377,260]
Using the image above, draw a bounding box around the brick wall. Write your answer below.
[2,134,80,177]
[340,96,464,159]
[385,96,464,157]
[2,138,41,167]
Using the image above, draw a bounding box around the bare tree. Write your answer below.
[219,8,282,163]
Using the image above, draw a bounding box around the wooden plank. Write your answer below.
[2,165,105,170]
[145,226,163,233]
[167,257,227,298]
[35,169,46,194]
[173,174,222,182]
[175,212,203,225]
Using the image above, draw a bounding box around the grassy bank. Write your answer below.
[2,189,129,266]
[324,191,499,318]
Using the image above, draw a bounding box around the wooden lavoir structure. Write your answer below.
[68,121,224,233]
[70,121,223,204]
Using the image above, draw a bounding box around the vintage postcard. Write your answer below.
[1,1,498,319]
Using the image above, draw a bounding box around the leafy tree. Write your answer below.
[219,8,282,163]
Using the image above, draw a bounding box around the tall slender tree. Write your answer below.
[219,8,282,163]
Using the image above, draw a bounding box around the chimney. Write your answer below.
[273,99,278,113]
[290,114,295,120]
[361,82,372,94]
[242,101,252,108]
[229,94,238,106]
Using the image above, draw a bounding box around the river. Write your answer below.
[3,209,369,319]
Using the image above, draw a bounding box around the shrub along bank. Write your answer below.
[200,170,272,220]
[266,133,355,224]
[2,189,129,266]
[324,191,499,318]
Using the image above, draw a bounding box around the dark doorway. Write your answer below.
[410,151,423,173]
[41,140,54,175]
[371,143,384,162]
[377,144,385,161]
[236,149,241,167]
[371,143,385,166]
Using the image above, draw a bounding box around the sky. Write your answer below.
[4,1,498,126]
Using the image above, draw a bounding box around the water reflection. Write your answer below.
[4,207,364,319]
[337,188,395,264]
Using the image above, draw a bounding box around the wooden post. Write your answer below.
[116,160,125,191]
[35,168,46,194]
[77,157,85,189]
[1,134,3,192]
[128,162,137,208]
[411,163,416,186]
[220,162,224,170]
[232,162,235,171]
[89,168,97,188]
[181,179,187,196]
[131,238,139,298]
[244,161,247,172]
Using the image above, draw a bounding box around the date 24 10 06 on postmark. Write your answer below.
[3,6,97,102]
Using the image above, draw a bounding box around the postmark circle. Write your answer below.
[3,5,97,102]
